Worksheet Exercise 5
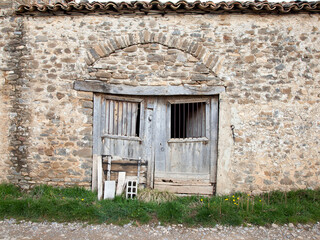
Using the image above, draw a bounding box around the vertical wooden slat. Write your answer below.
[154,99,166,173]
[131,103,138,136]
[123,101,128,136]
[105,100,110,134]
[210,97,218,183]
[145,99,155,188]
[114,100,119,135]
[127,102,132,136]
[203,103,207,137]
[97,155,103,200]
[92,154,98,192]
[118,101,123,136]
[93,95,102,155]
[93,95,102,192]
[101,99,106,134]
[109,100,114,135]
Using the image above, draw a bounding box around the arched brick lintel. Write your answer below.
[85,31,220,76]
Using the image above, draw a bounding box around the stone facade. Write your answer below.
[0,1,319,194]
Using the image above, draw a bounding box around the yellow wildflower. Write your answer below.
[81,199,84,201]
[225,198,228,201]
[200,199,203,202]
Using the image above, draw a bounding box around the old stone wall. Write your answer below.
[0,5,319,193]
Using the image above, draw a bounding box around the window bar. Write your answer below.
[196,102,199,137]
[183,103,186,138]
[202,102,206,137]
[179,104,181,138]
[174,104,176,138]
[198,103,200,137]
[125,101,128,136]
[192,102,194,138]
[187,103,190,138]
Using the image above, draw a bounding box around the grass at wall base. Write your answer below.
[0,184,319,226]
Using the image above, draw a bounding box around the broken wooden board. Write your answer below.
[116,172,126,196]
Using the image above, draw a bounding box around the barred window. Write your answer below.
[171,102,206,139]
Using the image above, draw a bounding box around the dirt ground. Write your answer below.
[0,219,319,240]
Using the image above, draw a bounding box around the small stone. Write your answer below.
[124,45,137,52]
[280,177,293,185]
[275,64,285,71]
[35,36,48,42]
[272,223,278,228]
[147,54,163,62]
[244,55,255,63]
[96,71,111,78]
[56,92,65,100]
[47,85,56,92]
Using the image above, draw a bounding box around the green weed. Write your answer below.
[0,183,319,226]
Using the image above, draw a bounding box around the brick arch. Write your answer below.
[85,31,221,75]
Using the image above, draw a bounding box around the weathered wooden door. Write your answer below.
[94,94,218,195]
[153,97,218,195]
[98,94,146,159]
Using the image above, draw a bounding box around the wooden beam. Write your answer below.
[97,155,103,200]
[74,81,225,96]
[92,154,99,192]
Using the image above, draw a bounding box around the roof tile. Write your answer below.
[16,1,320,14]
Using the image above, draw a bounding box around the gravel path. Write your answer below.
[0,219,319,240]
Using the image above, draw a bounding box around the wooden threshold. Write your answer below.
[154,182,214,195]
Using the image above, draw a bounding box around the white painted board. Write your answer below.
[104,181,116,200]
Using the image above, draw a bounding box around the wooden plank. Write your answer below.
[74,81,225,96]
[116,172,126,196]
[127,102,132,137]
[131,103,137,136]
[101,98,106,134]
[93,95,102,155]
[210,96,219,183]
[154,183,213,195]
[104,164,147,173]
[168,138,208,143]
[101,134,142,142]
[168,98,209,104]
[107,172,147,183]
[105,100,110,134]
[92,154,98,192]
[103,95,143,103]
[122,101,128,136]
[109,100,114,135]
[118,101,123,136]
[97,155,103,200]
[114,100,119,135]
[154,99,167,173]
[145,103,155,188]
[102,158,147,165]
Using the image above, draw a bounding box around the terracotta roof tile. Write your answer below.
[16,1,320,14]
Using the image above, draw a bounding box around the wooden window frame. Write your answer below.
[167,97,210,143]
[100,95,145,142]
